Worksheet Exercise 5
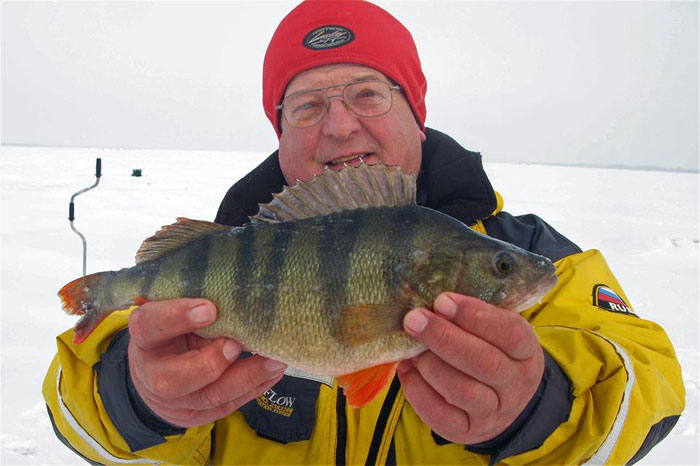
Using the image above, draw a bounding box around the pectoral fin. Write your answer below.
[337,362,399,408]
[331,304,408,346]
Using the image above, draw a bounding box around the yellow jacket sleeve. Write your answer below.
[42,310,214,465]
[507,249,685,465]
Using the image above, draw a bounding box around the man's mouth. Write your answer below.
[325,152,375,169]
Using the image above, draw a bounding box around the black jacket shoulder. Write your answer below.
[483,212,581,263]
[215,151,286,227]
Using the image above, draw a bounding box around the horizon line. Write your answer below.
[2,143,697,174]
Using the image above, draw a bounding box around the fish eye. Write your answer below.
[492,251,516,276]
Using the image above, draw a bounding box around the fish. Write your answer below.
[58,163,558,408]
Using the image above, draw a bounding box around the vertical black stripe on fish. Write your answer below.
[100,271,116,310]
[319,211,364,317]
[179,234,213,298]
[253,223,293,334]
[228,223,291,337]
[232,224,256,321]
[381,207,420,292]
[137,260,159,300]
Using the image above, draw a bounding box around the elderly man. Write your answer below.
[44,1,684,464]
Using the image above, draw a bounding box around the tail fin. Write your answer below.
[58,272,113,345]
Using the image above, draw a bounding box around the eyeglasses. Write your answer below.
[276,80,402,128]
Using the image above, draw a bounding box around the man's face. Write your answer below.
[278,64,426,184]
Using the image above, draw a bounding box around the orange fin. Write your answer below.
[58,272,108,316]
[58,272,114,344]
[332,304,407,346]
[337,362,399,408]
[136,218,228,264]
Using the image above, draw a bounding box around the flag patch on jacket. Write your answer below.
[593,284,635,315]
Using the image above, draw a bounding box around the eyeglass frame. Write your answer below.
[275,80,403,128]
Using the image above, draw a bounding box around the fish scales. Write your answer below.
[137,259,159,299]
[346,208,407,305]
[201,224,282,341]
[319,213,353,324]
[198,229,239,333]
[278,215,328,358]
[149,245,190,301]
[249,225,291,336]
[182,233,213,298]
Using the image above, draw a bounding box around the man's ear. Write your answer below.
[420,129,426,142]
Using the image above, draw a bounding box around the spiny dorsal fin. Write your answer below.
[135,217,228,264]
[251,163,416,223]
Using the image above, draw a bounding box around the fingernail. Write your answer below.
[404,309,428,333]
[189,304,213,324]
[222,340,240,361]
[397,360,412,374]
[265,359,287,372]
[434,294,457,319]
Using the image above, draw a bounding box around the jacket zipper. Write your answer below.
[335,388,347,465]
[365,376,401,466]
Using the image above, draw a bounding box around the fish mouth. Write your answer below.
[325,152,377,170]
[498,272,558,313]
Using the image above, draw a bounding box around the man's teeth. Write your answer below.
[330,153,370,164]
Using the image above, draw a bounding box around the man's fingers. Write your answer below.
[173,355,287,411]
[139,356,286,411]
[404,308,519,388]
[411,351,498,416]
[433,293,540,361]
[397,360,471,443]
[131,337,242,400]
[141,372,285,428]
[129,299,216,350]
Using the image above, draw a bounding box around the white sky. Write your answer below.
[1,1,698,171]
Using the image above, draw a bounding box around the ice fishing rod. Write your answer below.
[69,158,102,276]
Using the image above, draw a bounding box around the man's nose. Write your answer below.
[321,95,361,139]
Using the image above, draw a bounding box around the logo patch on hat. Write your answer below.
[593,284,635,315]
[303,25,355,50]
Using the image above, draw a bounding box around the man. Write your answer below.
[44,1,684,464]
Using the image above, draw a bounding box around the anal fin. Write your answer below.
[337,362,399,408]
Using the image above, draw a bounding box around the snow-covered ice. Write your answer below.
[1,146,697,464]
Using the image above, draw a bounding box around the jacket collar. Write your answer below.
[417,127,498,225]
[215,127,498,227]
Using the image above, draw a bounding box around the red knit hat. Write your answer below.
[263,0,427,138]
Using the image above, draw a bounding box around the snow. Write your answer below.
[1,146,698,464]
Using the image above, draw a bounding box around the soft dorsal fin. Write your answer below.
[251,163,416,223]
[135,217,228,264]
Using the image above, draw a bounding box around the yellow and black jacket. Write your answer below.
[43,128,685,465]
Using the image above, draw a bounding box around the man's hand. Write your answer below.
[127,298,287,428]
[398,292,544,445]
